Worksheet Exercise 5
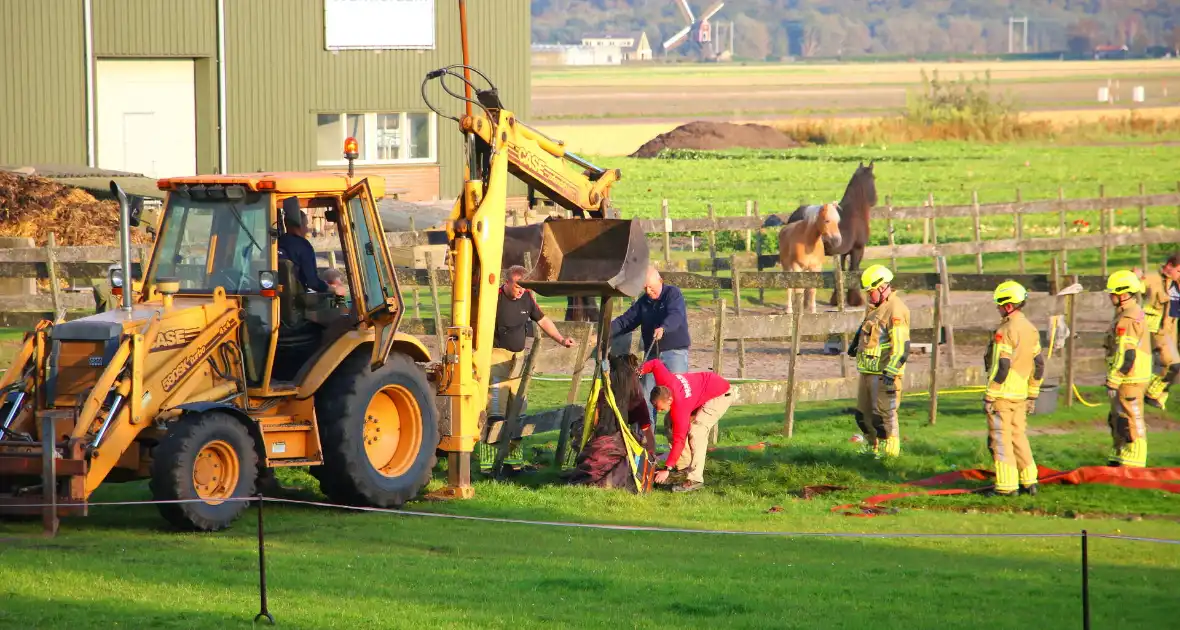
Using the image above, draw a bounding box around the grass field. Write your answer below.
[3,384,1179,629]
[532,59,1180,122]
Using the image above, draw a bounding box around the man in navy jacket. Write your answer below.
[610,266,691,416]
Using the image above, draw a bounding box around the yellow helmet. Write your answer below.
[860,264,894,290]
[1105,270,1142,295]
[993,280,1027,306]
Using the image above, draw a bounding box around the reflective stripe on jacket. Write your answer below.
[985,310,1043,401]
[1105,301,1153,386]
[855,292,910,376]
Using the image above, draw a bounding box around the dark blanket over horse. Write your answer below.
[763,161,877,307]
[502,218,600,322]
[566,354,656,490]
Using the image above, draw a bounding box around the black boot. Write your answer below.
[1019,484,1038,497]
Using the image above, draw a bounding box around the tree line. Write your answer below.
[531,0,1180,60]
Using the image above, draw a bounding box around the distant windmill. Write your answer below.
[662,0,725,60]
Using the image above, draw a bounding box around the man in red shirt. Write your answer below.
[641,359,732,492]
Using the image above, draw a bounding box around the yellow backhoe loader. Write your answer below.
[0,36,647,534]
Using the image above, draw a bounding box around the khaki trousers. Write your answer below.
[1110,383,1148,467]
[856,373,901,456]
[673,392,733,483]
[488,348,525,421]
[984,398,1037,493]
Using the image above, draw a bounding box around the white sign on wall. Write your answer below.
[324,0,435,50]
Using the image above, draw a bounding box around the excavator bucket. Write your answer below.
[520,219,649,298]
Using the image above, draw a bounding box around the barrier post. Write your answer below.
[1081,529,1091,630]
[254,495,275,625]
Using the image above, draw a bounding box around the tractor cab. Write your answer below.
[146,171,403,391]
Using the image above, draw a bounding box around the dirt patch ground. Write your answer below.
[629,121,802,158]
[0,172,151,246]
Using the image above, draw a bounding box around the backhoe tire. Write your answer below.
[312,350,438,508]
[149,411,259,532]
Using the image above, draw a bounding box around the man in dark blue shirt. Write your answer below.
[277,204,344,296]
[610,266,691,417]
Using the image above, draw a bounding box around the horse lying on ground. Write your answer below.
[773,202,842,313]
[762,161,877,307]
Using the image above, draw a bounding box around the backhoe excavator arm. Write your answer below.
[459,109,620,217]
[424,61,648,499]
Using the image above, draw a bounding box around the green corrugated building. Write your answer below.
[0,0,531,202]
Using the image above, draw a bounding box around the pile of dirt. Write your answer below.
[0,172,151,246]
[630,121,803,158]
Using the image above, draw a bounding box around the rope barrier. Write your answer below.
[8,494,1179,543]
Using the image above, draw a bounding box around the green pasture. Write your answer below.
[593,142,1180,247]
[3,384,1179,629]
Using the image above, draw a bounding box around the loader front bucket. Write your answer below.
[520,219,649,298]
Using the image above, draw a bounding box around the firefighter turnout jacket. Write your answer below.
[1142,270,1175,337]
[1105,300,1153,388]
[854,292,911,377]
[985,310,1045,402]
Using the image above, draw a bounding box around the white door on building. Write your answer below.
[96,59,196,178]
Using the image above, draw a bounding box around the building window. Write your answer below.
[316,112,437,165]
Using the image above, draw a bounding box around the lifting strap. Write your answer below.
[575,359,651,493]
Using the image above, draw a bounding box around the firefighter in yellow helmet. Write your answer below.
[847,264,910,457]
[982,281,1045,496]
[1104,270,1153,467]
[1142,253,1180,409]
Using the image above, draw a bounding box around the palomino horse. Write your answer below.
[763,162,877,307]
[774,203,842,313]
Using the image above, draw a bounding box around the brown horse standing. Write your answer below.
[776,203,842,313]
[763,162,877,307]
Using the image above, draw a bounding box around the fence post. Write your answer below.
[834,255,849,378]
[327,250,337,270]
[929,283,943,425]
[707,204,719,301]
[1050,256,1062,295]
[1064,284,1078,409]
[1138,182,1148,271]
[783,292,804,438]
[755,201,765,305]
[412,288,421,319]
[927,192,937,246]
[1058,186,1068,275]
[971,190,983,274]
[937,256,956,369]
[661,199,671,264]
[731,254,746,379]
[1099,184,1109,277]
[922,194,931,245]
[427,252,444,353]
[712,298,725,376]
[885,195,897,270]
[745,200,753,252]
[45,232,64,323]
[554,323,594,468]
[1015,188,1025,274]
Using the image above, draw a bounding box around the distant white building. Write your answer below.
[580,32,653,61]
[531,44,623,66]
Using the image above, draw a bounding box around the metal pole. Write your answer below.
[110,182,133,311]
[254,495,275,625]
[1081,529,1090,630]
